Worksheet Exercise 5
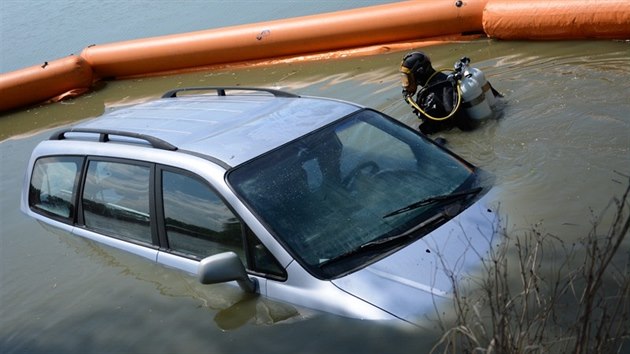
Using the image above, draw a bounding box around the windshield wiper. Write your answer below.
[382,187,482,219]
[318,241,384,269]
[319,187,484,269]
[318,211,448,269]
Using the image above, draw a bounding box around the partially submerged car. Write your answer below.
[21,87,496,326]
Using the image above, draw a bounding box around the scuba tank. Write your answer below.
[456,57,498,107]
[458,74,493,121]
[465,66,497,107]
[456,57,493,121]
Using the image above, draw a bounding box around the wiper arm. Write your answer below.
[319,187,483,269]
[318,233,398,268]
[362,211,447,248]
[382,187,482,219]
[319,211,448,269]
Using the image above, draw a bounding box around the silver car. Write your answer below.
[21,87,496,327]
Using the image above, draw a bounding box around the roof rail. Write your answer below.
[50,128,178,151]
[161,86,300,99]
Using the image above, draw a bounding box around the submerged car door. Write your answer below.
[153,165,283,292]
[73,157,159,262]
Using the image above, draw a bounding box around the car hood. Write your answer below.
[330,192,497,326]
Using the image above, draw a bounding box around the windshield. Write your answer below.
[228,109,477,278]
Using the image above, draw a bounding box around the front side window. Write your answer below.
[82,160,152,244]
[29,156,83,221]
[162,170,244,261]
[229,109,479,278]
[245,228,285,278]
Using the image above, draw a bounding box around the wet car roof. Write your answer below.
[76,93,361,167]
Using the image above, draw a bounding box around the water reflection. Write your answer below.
[42,223,305,329]
[6,222,435,353]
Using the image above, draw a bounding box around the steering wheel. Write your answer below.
[342,161,380,190]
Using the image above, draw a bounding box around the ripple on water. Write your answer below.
[432,41,630,229]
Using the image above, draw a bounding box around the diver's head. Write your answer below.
[400,52,436,97]
[403,52,435,82]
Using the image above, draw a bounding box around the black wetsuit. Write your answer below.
[414,72,477,134]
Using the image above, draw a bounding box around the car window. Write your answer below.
[29,156,83,221]
[161,169,285,278]
[82,160,152,244]
[245,228,285,278]
[161,170,245,261]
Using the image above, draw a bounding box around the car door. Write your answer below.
[154,166,286,293]
[73,157,159,261]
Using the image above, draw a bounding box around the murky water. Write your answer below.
[2,2,630,352]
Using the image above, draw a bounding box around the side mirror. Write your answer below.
[198,252,258,293]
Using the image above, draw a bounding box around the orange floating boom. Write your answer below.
[1,0,629,113]
[80,0,486,79]
[484,0,630,40]
[0,56,93,113]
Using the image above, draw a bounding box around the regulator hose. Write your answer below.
[407,68,462,122]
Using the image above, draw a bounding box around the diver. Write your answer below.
[400,51,500,135]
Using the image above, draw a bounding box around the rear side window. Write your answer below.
[29,156,83,221]
[82,160,152,244]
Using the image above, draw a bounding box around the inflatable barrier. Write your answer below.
[0,56,93,113]
[1,0,629,113]
[79,0,485,80]
[483,0,630,40]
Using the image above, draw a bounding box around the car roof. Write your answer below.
[70,88,361,167]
